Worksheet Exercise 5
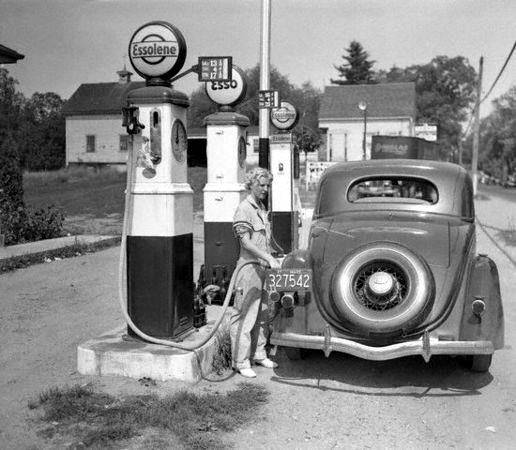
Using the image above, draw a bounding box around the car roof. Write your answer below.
[317,159,473,219]
[323,159,464,182]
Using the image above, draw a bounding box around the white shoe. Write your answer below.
[254,358,278,369]
[238,368,257,378]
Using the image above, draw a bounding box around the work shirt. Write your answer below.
[233,194,272,263]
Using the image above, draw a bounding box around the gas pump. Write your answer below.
[201,66,249,302]
[123,21,194,339]
[269,101,300,254]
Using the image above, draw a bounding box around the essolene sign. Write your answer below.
[128,21,187,81]
[270,101,298,130]
[205,65,247,106]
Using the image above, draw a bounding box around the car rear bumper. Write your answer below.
[271,329,494,362]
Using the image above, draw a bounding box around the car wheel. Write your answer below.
[283,347,306,360]
[330,242,434,335]
[465,354,492,372]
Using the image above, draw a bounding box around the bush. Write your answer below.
[0,133,24,212]
[1,205,64,245]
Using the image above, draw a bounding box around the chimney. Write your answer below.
[117,65,133,84]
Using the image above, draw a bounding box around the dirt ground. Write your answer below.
[1,188,516,449]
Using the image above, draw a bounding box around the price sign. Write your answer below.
[198,56,232,82]
[258,90,279,109]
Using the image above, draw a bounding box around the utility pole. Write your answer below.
[472,56,483,196]
[258,0,271,169]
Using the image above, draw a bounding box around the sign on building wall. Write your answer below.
[415,123,437,141]
[305,161,338,190]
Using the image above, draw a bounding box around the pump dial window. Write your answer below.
[171,119,187,163]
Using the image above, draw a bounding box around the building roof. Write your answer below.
[0,43,25,63]
[63,81,146,116]
[319,82,416,120]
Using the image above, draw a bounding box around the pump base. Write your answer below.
[127,234,193,338]
[77,306,231,383]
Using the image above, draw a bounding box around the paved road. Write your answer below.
[478,183,516,203]
[227,187,516,449]
[0,189,515,448]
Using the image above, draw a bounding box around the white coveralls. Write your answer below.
[230,194,272,370]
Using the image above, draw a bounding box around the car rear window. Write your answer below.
[348,177,438,204]
[317,175,438,216]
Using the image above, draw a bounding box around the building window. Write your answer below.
[253,138,259,153]
[86,135,96,153]
[119,134,129,151]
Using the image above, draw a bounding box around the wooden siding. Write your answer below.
[66,115,128,165]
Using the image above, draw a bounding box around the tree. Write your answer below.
[331,41,376,85]
[0,68,25,215]
[376,57,477,158]
[187,65,322,145]
[21,92,66,170]
[470,86,516,179]
[294,125,321,161]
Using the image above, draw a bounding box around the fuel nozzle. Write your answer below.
[220,266,229,300]
[122,105,145,135]
[193,294,207,328]
[211,267,218,286]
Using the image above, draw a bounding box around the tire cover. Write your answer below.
[330,242,434,334]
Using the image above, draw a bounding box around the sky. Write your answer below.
[1,0,515,116]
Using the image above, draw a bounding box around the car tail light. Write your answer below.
[281,293,295,309]
[269,291,281,303]
[472,297,486,316]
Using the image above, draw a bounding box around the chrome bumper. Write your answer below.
[271,328,494,362]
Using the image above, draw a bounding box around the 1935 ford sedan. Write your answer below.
[269,160,504,372]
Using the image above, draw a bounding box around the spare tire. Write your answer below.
[330,242,434,335]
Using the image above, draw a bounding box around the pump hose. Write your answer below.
[118,134,261,350]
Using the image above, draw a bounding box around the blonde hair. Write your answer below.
[244,167,273,190]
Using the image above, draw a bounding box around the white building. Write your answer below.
[318,82,416,161]
[63,68,259,169]
[63,68,145,169]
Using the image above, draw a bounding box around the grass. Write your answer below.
[211,328,232,375]
[23,166,207,234]
[0,237,121,273]
[29,382,268,449]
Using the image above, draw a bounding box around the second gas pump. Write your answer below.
[200,66,249,301]
[269,101,300,254]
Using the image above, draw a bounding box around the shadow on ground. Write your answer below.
[474,193,490,201]
[497,229,516,247]
[270,349,493,397]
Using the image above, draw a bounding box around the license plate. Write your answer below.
[265,268,312,291]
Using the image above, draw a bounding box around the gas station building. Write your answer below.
[318,82,416,161]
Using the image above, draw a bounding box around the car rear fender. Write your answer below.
[459,255,504,349]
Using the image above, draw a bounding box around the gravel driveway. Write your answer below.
[1,189,515,449]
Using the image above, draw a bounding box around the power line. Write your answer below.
[480,40,516,104]
[461,40,516,139]
[462,106,475,137]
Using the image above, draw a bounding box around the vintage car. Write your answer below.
[268,160,504,372]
